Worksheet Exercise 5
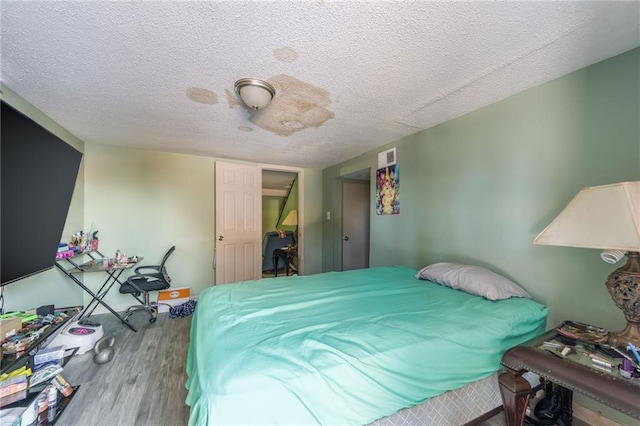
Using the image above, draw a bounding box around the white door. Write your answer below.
[342,181,370,270]
[215,161,262,284]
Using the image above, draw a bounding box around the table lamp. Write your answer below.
[282,209,298,247]
[533,181,640,348]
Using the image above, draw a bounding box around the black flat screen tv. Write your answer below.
[1,100,83,285]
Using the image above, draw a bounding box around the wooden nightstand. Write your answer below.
[499,327,640,425]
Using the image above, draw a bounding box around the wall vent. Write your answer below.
[378,147,396,168]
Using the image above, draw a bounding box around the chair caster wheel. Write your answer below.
[149,317,157,323]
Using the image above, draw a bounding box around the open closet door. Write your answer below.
[215,161,262,284]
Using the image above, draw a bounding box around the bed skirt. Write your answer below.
[369,373,502,426]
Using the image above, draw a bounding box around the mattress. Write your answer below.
[186,266,547,425]
[370,372,501,426]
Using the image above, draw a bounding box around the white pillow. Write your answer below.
[415,262,531,301]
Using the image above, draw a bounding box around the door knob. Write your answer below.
[218,235,224,241]
[343,236,349,241]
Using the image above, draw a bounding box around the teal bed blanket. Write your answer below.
[186,266,547,425]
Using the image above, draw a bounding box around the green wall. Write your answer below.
[262,196,285,232]
[301,168,323,275]
[322,47,639,422]
[82,144,217,309]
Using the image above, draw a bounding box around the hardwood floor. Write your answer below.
[58,312,191,426]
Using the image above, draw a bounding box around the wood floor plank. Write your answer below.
[57,312,191,426]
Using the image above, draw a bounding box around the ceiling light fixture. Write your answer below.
[234,78,276,110]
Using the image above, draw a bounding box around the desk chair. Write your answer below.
[119,246,175,323]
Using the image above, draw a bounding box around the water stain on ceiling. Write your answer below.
[186,86,218,105]
[225,89,239,109]
[246,74,334,137]
[273,47,299,63]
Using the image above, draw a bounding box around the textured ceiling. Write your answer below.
[2,1,639,169]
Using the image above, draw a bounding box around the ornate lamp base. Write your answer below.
[607,323,640,349]
[605,252,640,349]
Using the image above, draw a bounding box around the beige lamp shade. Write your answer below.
[534,181,640,251]
[282,210,298,227]
[535,181,640,349]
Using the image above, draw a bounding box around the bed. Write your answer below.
[186,265,548,425]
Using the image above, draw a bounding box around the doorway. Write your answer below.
[214,162,303,285]
[262,170,299,278]
[341,169,370,271]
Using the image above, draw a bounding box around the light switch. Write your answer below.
[326,211,331,220]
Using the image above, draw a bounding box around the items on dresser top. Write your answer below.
[1,307,81,424]
[500,323,640,425]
